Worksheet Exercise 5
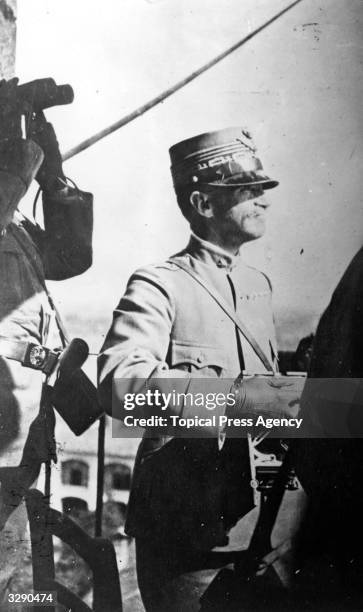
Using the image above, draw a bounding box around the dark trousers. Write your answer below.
[135,537,298,612]
[134,487,310,611]
[136,537,233,612]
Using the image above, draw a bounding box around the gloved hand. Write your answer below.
[28,111,66,191]
[229,374,305,420]
[0,77,23,141]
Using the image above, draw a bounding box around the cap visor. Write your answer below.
[206,172,279,190]
[207,179,279,190]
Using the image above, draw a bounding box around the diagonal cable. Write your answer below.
[63,0,304,161]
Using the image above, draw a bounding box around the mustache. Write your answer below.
[246,211,266,217]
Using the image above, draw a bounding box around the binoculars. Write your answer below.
[17,78,74,113]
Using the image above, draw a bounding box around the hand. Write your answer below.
[0,78,23,141]
[28,111,65,191]
[231,374,305,420]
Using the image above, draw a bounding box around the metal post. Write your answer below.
[95,414,106,536]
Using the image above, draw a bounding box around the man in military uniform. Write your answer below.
[293,246,363,608]
[0,78,93,605]
[98,127,304,611]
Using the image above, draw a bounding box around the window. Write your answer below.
[61,460,89,487]
[70,468,83,486]
[105,463,131,491]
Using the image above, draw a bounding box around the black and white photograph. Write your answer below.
[0,0,362,610]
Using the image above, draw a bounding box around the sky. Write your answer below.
[15,0,363,350]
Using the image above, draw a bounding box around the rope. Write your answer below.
[62,0,304,161]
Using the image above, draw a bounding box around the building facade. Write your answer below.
[46,417,139,520]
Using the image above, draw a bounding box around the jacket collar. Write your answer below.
[187,231,240,271]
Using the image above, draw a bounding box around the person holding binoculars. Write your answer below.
[0,77,93,605]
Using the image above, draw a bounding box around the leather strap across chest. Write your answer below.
[168,258,275,373]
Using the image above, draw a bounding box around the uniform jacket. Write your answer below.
[0,186,93,465]
[0,153,93,570]
[99,233,277,549]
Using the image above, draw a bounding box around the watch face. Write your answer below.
[29,345,47,368]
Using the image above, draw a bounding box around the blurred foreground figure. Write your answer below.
[99,127,304,611]
[0,78,93,607]
[294,247,363,609]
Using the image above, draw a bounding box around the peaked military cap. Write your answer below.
[169,126,278,190]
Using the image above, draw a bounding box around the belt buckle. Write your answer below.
[25,343,49,370]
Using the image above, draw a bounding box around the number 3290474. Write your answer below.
[8,592,56,606]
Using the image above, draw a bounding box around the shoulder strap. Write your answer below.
[8,223,69,347]
[168,258,274,372]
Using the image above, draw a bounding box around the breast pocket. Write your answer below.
[170,341,228,377]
